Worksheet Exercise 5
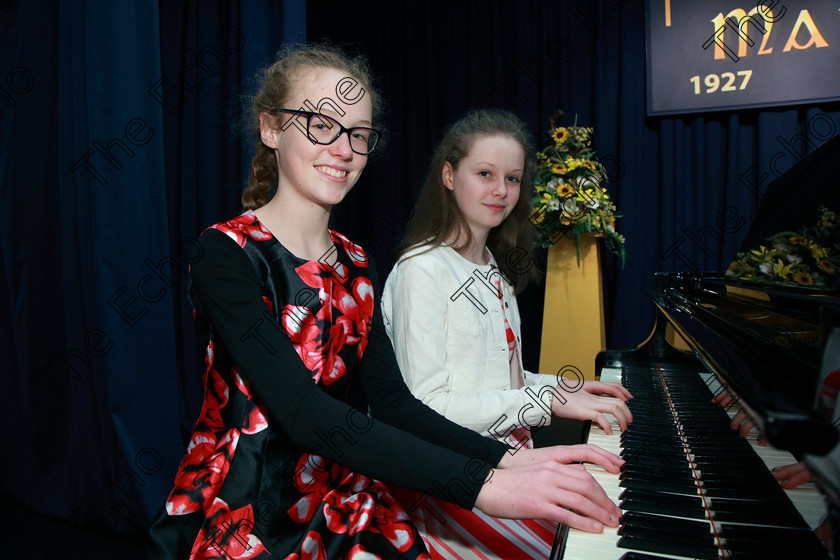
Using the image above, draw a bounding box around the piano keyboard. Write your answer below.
[559,366,830,560]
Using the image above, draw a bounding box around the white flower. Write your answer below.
[549,198,561,210]
[580,177,597,188]
[583,197,599,210]
[548,178,560,190]
[606,224,615,233]
[785,254,802,264]
[759,263,774,276]
[774,243,792,253]
[563,199,582,215]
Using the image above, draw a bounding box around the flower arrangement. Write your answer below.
[726,206,840,290]
[530,111,625,266]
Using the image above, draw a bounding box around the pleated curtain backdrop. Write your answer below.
[307,0,840,355]
[1,0,304,535]
[1,0,838,539]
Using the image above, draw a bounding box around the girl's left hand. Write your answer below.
[772,462,813,489]
[497,443,624,474]
[550,381,633,434]
[580,380,633,402]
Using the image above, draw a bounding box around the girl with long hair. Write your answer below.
[148,49,623,559]
[382,108,633,557]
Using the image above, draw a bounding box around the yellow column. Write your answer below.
[538,234,606,381]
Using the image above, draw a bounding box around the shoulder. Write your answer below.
[190,216,269,283]
[384,244,472,302]
[204,212,273,249]
[329,229,371,269]
[392,244,453,274]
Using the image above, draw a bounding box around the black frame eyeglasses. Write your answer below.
[271,108,380,155]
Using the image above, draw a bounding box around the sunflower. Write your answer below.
[817,259,836,274]
[793,271,815,286]
[808,244,829,260]
[552,163,569,175]
[557,183,575,197]
[552,127,569,144]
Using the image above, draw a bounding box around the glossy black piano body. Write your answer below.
[643,273,840,472]
[552,272,839,560]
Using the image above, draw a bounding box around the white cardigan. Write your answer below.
[382,244,555,442]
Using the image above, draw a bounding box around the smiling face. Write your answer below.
[260,67,373,211]
[442,135,524,242]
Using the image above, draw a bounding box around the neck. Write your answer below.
[448,226,490,265]
[254,189,333,261]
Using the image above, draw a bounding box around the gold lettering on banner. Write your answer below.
[783,9,830,52]
[711,8,772,60]
[710,7,827,61]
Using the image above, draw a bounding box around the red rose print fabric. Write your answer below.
[149,213,428,559]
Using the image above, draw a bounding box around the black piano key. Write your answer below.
[619,476,700,495]
[597,363,829,560]
[720,524,831,560]
[620,463,693,478]
[617,533,718,559]
[619,511,713,540]
[710,498,809,527]
[619,488,707,518]
[618,554,710,560]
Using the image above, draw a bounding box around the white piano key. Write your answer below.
[700,372,829,530]
[560,368,829,560]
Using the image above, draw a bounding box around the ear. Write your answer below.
[259,112,281,149]
[442,161,455,191]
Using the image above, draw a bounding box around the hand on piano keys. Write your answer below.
[708,378,834,556]
[475,455,623,534]
[772,461,813,490]
[711,388,767,445]
[550,379,635,435]
[497,443,625,473]
[561,367,832,560]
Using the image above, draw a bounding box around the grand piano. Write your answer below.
[549,136,840,560]
[553,273,840,560]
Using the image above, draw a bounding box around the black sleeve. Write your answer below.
[358,265,510,467]
[188,229,494,508]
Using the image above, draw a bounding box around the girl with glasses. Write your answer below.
[149,46,623,560]
[382,108,633,558]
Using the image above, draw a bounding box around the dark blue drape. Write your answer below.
[2,0,838,542]
[1,0,303,536]
[307,0,840,358]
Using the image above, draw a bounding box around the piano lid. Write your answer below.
[650,272,840,459]
[737,133,840,255]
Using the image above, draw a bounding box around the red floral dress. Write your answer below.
[148,213,431,560]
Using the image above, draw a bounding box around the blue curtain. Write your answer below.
[307,0,840,356]
[2,0,838,540]
[1,0,303,536]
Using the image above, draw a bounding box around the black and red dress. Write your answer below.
[148,213,509,559]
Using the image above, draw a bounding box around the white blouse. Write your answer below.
[382,244,555,443]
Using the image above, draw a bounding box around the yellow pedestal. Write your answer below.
[538,235,606,382]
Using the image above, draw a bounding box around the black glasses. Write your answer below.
[271,108,380,155]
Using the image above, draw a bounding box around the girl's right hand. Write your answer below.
[473,462,621,533]
[549,383,633,435]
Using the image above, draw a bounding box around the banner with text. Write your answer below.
[645,0,840,116]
